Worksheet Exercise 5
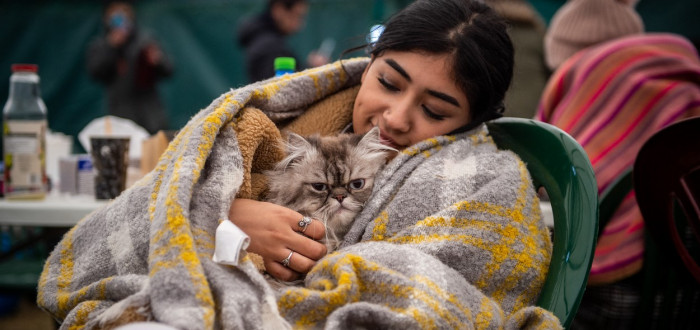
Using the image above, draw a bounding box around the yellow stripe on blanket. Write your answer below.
[279,254,477,329]
[56,228,76,318]
[371,211,389,241]
[72,300,99,329]
[488,160,538,303]
[148,97,241,328]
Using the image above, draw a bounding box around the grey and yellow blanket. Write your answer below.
[38,58,561,329]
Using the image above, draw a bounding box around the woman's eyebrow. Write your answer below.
[428,90,460,107]
[384,59,411,82]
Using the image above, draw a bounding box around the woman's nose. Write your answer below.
[383,103,411,133]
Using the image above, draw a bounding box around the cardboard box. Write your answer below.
[140,130,176,176]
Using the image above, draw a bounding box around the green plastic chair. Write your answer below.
[486,117,599,328]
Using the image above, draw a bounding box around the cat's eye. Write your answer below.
[348,179,365,190]
[310,183,327,191]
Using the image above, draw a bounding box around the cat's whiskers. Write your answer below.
[310,210,341,252]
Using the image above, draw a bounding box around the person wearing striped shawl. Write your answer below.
[38,0,559,328]
[537,33,700,328]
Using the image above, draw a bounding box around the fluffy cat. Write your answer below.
[265,127,395,251]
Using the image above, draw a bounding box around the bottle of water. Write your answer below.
[2,63,48,199]
[274,57,296,77]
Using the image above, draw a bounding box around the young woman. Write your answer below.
[39,0,559,328]
[232,0,516,284]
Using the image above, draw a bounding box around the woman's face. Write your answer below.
[353,50,471,150]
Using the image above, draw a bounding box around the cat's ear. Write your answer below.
[286,132,312,151]
[277,132,315,169]
[358,127,397,157]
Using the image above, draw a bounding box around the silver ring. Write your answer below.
[281,251,294,268]
[298,216,312,233]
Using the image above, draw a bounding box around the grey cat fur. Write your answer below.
[265,127,395,250]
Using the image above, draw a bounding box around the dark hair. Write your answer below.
[266,0,307,11]
[369,0,514,130]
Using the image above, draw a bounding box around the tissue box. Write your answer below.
[77,156,94,196]
[140,130,176,176]
[58,155,94,196]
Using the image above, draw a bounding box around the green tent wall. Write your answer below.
[0,0,411,153]
[0,0,696,155]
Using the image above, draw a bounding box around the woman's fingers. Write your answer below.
[265,258,299,282]
[292,216,326,241]
[263,245,322,282]
[228,198,329,282]
[263,247,319,282]
[288,230,327,261]
[277,248,317,273]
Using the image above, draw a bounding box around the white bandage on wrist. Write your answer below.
[212,219,250,266]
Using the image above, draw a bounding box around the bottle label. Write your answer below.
[3,119,47,198]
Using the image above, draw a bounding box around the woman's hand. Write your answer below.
[229,198,327,281]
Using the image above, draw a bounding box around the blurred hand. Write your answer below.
[144,44,163,65]
[228,198,327,282]
[107,28,129,48]
[307,51,330,68]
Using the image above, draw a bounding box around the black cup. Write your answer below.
[90,136,130,200]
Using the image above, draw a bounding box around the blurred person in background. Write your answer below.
[237,0,329,83]
[543,0,643,72]
[484,0,549,119]
[538,0,700,328]
[86,0,173,135]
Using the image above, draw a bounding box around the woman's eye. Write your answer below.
[348,179,365,190]
[378,77,400,92]
[310,183,327,191]
[422,105,446,120]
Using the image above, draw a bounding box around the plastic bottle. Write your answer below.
[2,63,48,199]
[274,57,296,77]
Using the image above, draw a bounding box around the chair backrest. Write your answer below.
[486,117,599,328]
[634,116,700,282]
[598,116,700,328]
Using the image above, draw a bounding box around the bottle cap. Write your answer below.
[274,57,296,71]
[11,64,39,73]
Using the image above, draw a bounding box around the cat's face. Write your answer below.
[265,128,395,244]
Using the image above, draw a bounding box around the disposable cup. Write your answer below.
[90,136,130,200]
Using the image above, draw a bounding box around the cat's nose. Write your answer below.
[333,194,345,202]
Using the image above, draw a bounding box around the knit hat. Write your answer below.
[544,0,644,70]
